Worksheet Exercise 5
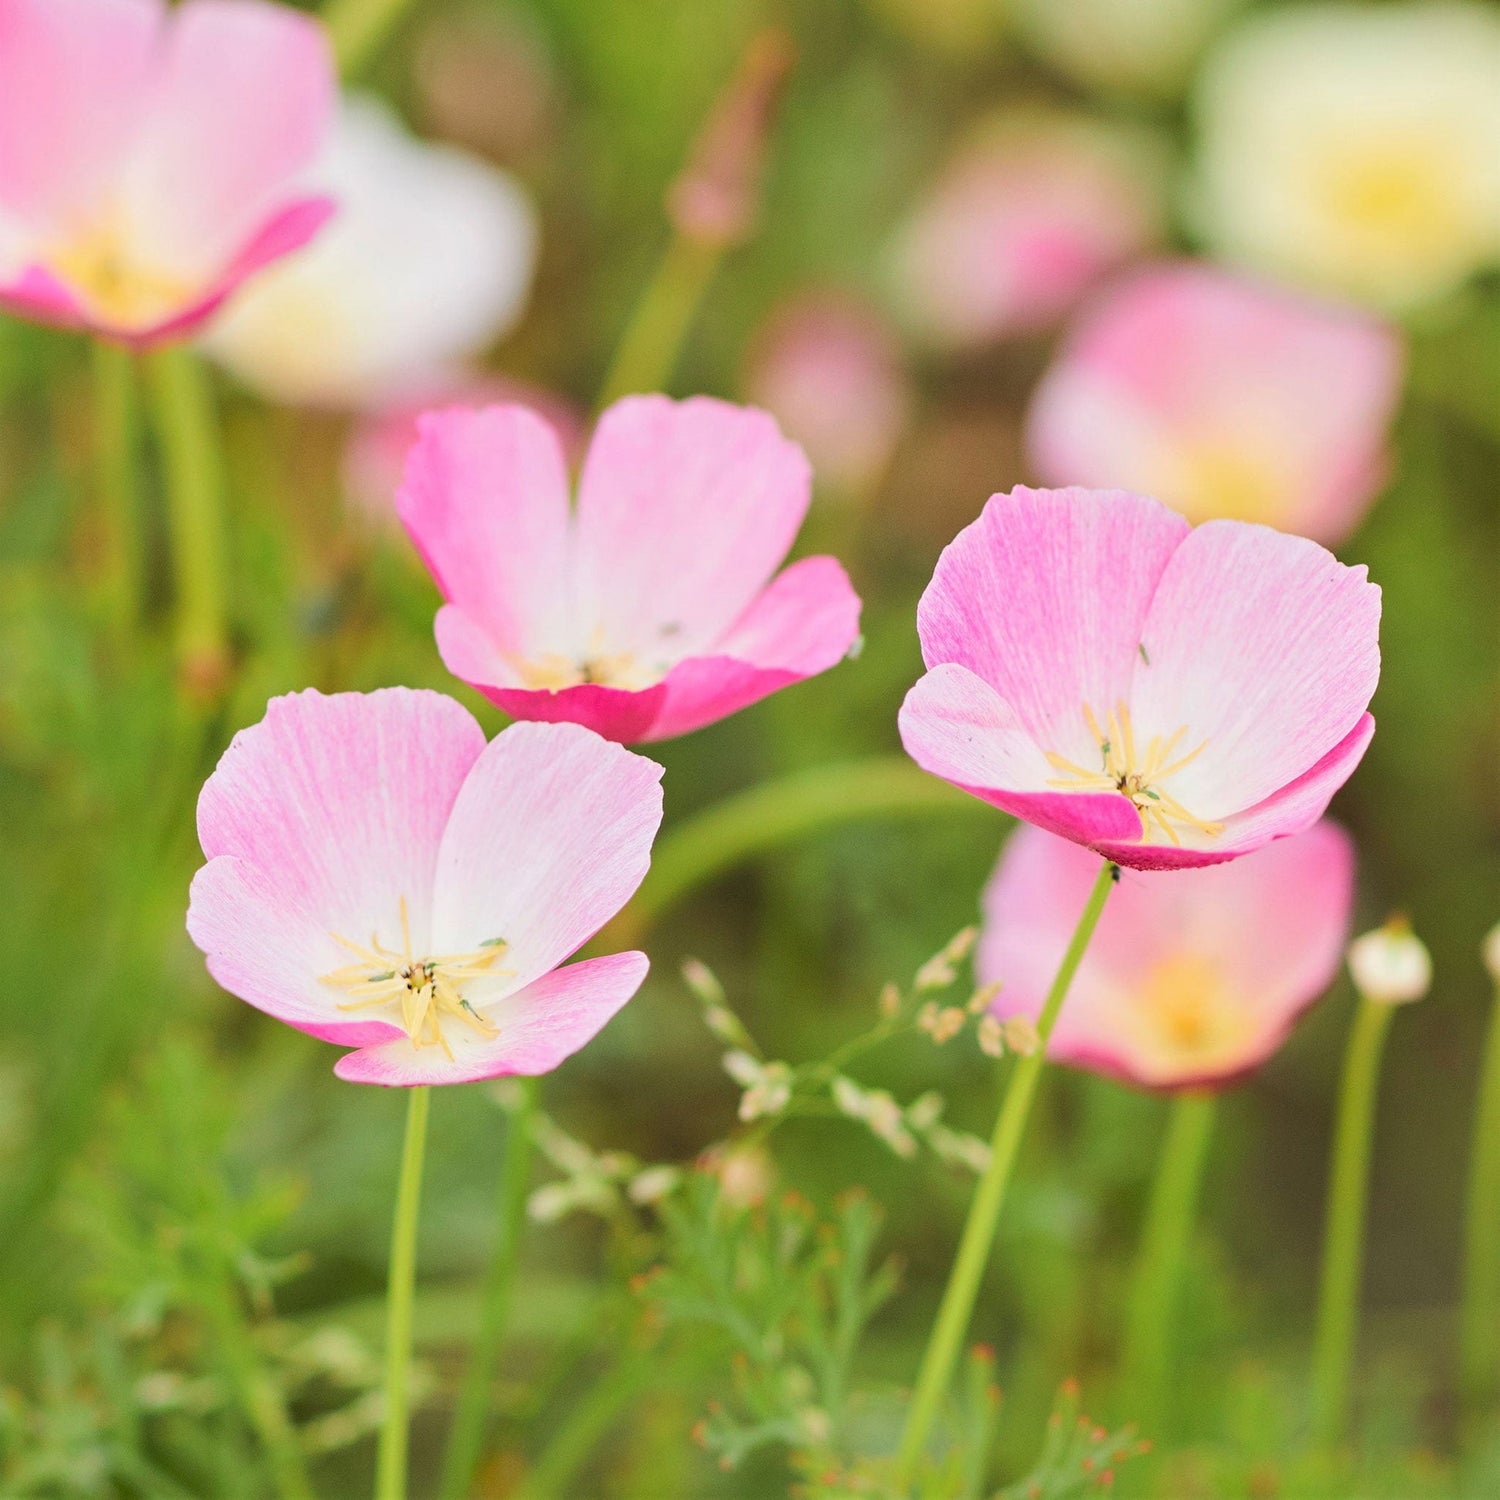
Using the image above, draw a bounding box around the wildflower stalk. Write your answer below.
[92,340,142,639]
[324,0,424,77]
[438,1077,539,1500]
[146,347,230,696]
[598,235,724,407]
[1460,967,1500,1412]
[894,860,1116,1486]
[1310,994,1394,1447]
[1120,1088,1217,1437]
[377,1085,431,1500]
[607,757,977,946]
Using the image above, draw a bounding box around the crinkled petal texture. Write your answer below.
[188,690,663,1085]
[1026,263,1403,546]
[0,0,335,344]
[399,396,863,743]
[979,821,1354,1090]
[900,487,1379,868]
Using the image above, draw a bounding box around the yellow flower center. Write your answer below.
[1133,953,1255,1077]
[1046,701,1224,846]
[319,897,511,1060]
[48,221,192,327]
[1177,441,1284,528]
[515,649,660,692]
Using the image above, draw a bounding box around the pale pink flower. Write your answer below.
[1027,263,1404,546]
[187,689,662,1086]
[744,291,912,498]
[0,0,335,345]
[978,821,1354,1090]
[399,396,863,743]
[343,377,585,533]
[891,112,1164,348]
[898,486,1380,870]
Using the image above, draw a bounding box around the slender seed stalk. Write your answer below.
[894,861,1117,1486]
[377,1086,431,1500]
[1120,1088,1218,1438]
[438,1078,539,1500]
[92,340,143,638]
[146,348,231,695]
[597,234,723,408]
[1310,995,1395,1448]
[1461,976,1500,1412]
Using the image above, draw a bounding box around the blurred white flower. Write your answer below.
[891,111,1165,347]
[205,95,537,407]
[1193,3,1500,311]
[1014,0,1247,99]
[1348,919,1433,1006]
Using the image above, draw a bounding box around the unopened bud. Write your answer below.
[1348,917,1432,1005]
[877,981,902,1019]
[627,1165,681,1206]
[1483,922,1500,985]
[1002,1017,1042,1056]
[977,1014,1005,1058]
[967,980,1003,1015]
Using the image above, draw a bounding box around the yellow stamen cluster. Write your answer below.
[320,897,512,1060]
[48,222,191,326]
[1045,701,1224,846]
[516,649,659,692]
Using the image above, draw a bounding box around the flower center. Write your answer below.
[47,221,191,326]
[1134,953,1253,1071]
[319,897,511,1060]
[1045,701,1224,846]
[515,649,661,692]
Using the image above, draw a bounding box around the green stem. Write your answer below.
[324,0,425,77]
[515,1346,655,1500]
[1120,1089,1217,1438]
[377,1086,431,1500]
[146,347,230,693]
[894,860,1117,1486]
[92,340,142,638]
[1310,995,1395,1448]
[598,234,723,407]
[606,758,979,947]
[438,1078,539,1500]
[1461,980,1500,1412]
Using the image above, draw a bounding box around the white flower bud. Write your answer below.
[1348,918,1432,1005]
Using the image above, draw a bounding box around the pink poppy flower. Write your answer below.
[0,0,335,346]
[979,821,1354,1090]
[399,395,863,743]
[1027,263,1404,547]
[187,689,663,1086]
[898,486,1380,870]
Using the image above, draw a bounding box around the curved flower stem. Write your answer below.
[92,340,142,640]
[894,860,1117,1487]
[324,0,424,77]
[1120,1088,1217,1439]
[377,1085,431,1500]
[438,1077,539,1500]
[606,757,979,947]
[1461,976,1500,1414]
[146,348,230,696]
[1310,995,1394,1448]
[597,234,723,408]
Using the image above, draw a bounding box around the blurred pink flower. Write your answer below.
[344,377,585,533]
[892,112,1164,348]
[0,0,334,346]
[1027,263,1404,546]
[899,486,1380,870]
[399,396,863,743]
[979,821,1354,1090]
[187,689,662,1087]
[744,291,911,497]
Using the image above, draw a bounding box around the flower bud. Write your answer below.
[1348,917,1432,1005]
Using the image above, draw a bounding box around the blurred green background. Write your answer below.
[1,0,1498,1495]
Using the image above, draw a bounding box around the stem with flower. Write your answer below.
[376,1084,431,1500]
[894,860,1117,1486]
[1120,1088,1217,1438]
